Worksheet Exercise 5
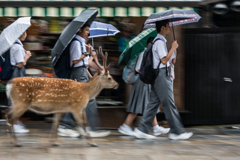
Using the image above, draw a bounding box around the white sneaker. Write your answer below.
[76,126,111,138]
[13,124,29,134]
[118,124,134,136]
[169,132,193,140]
[153,126,170,136]
[58,127,80,138]
[133,128,156,139]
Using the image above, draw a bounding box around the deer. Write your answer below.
[2,47,119,147]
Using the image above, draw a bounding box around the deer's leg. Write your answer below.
[72,111,98,147]
[4,108,15,144]
[7,104,29,147]
[50,113,63,146]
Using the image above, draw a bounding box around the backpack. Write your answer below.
[122,55,139,85]
[53,38,84,79]
[0,41,21,80]
[139,38,163,84]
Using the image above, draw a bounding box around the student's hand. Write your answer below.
[86,44,92,55]
[25,51,32,59]
[171,41,179,50]
[172,58,176,64]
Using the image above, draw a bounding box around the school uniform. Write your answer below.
[10,39,26,79]
[138,34,185,135]
[7,39,26,106]
[61,35,99,131]
[127,50,160,115]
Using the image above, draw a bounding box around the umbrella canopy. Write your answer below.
[51,9,98,66]
[118,28,157,66]
[88,21,120,38]
[143,9,201,29]
[0,17,31,55]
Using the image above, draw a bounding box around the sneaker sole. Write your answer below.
[88,131,111,138]
[118,128,133,136]
[133,132,156,139]
[169,133,193,140]
[57,133,80,138]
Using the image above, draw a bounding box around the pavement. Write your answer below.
[0,121,240,160]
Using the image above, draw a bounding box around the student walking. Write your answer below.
[133,20,193,140]
[8,31,31,133]
[58,23,110,138]
[118,37,170,136]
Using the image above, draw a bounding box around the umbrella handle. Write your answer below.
[171,19,176,41]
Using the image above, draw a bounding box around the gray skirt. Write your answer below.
[126,76,150,115]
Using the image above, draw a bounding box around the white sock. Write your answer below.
[123,123,132,130]
[153,125,160,131]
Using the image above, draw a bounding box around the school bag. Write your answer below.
[139,38,163,84]
[0,41,21,80]
[122,55,139,85]
[53,38,84,78]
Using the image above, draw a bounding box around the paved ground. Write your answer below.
[0,121,240,160]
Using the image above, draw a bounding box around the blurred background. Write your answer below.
[0,0,240,128]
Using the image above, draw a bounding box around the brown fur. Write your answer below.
[4,48,118,147]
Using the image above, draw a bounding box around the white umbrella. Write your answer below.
[0,17,31,55]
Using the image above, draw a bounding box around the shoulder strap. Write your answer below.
[152,38,163,44]
[71,38,85,67]
[7,41,22,66]
[152,38,165,69]
[14,41,21,45]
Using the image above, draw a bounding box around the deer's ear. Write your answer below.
[97,69,101,75]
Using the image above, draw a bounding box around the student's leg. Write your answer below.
[152,116,158,127]
[156,69,185,135]
[138,87,161,134]
[84,98,99,131]
[124,113,138,126]
[61,113,76,129]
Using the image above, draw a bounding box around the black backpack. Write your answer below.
[53,38,84,79]
[139,38,163,84]
[0,41,21,80]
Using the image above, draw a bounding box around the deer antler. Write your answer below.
[99,46,108,69]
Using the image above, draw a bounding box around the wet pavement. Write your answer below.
[0,121,240,160]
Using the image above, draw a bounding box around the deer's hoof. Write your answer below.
[89,143,98,147]
[15,144,22,147]
[52,143,59,147]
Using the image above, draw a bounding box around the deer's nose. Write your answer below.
[113,83,119,89]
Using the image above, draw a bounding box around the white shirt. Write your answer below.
[152,34,170,69]
[135,49,145,72]
[70,35,89,67]
[10,39,25,66]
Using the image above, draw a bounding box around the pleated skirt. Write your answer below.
[127,76,158,115]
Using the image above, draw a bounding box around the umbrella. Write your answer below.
[143,9,201,40]
[88,21,120,38]
[118,28,157,65]
[0,17,31,55]
[88,21,120,47]
[51,9,98,66]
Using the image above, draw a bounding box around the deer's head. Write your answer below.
[94,47,119,89]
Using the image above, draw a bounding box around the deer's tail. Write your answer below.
[6,80,13,98]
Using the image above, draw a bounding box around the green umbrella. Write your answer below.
[118,28,157,65]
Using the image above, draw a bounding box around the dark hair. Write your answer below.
[147,37,155,44]
[81,23,90,30]
[156,20,169,33]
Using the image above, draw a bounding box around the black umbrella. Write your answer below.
[143,9,201,40]
[51,9,98,66]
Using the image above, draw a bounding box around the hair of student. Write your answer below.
[81,23,90,29]
[155,20,169,33]
[147,37,155,44]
